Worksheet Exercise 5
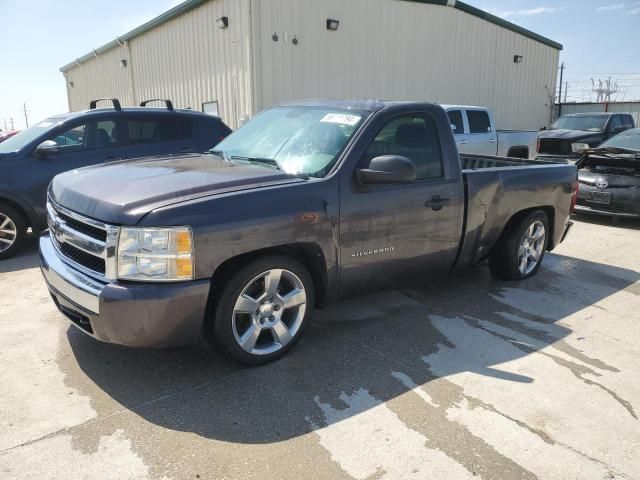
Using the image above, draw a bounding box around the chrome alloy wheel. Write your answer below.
[518,220,545,275]
[232,268,307,355]
[0,212,17,253]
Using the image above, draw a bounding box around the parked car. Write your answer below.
[575,128,640,218]
[537,112,635,160]
[0,129,20,143]
[39,100,576,365]
[443,105,538,158]
[0,99,231,259]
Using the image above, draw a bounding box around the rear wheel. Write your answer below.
[0,204,27,260]
[489,210,548,281]
[207,255,314,365]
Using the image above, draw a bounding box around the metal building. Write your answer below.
[60,0,562,129]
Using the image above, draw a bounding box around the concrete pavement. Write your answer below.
[1,215,639,479]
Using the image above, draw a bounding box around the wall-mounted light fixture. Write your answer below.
[68,81,74,88]
[120,59,127,68]
[513,55,523,64]
[216,16,229,29]
[272,32,279,42]
[326,18,340,31]
[292,35,299,45]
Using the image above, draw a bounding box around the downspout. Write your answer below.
[248,0,258,120]
[120,38,137,105]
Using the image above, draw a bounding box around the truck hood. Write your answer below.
[49,154,306,225]
[539,129,603,142]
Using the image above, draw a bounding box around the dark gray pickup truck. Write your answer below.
[40,100,577,364]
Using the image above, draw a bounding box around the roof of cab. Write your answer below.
[278,99,439,112]
[561,112,615,117]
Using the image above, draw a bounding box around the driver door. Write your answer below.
[338,110,464,299]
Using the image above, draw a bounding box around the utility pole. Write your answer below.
[21,102,29,128]
[9,117,15,130]
[564,82,569,103]
[557,62,565,116]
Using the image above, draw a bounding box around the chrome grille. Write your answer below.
[47,199,119,280]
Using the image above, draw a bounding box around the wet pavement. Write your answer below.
[1,215,639,479]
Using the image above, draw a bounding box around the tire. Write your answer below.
[489,210,549,281]
[507,146,529,159]
[207,255,315,365]
[0,203,27,260]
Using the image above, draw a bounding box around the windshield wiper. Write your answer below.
[230,155,282,170]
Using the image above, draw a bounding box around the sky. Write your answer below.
[1,0,639,130]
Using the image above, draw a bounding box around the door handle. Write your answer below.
[425,195,450,211]
[489,138,497,143]
[459,140,468,144]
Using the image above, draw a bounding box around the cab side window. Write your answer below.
[93,120,117,148]
[622,115,634,129]
[363,113,443,180]
[608,115,623,133]
[128,116,195,145]
[447,110,464,135]
[50,124,87,152]
[467,110,492,133]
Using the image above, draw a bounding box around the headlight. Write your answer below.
[117,227,194,281]
[571,143,590,152]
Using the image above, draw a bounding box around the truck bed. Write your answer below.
[455,153,576,270]
[460,152,559,170]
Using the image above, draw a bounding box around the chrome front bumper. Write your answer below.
[39,232,211,348]
[39,232,104,314]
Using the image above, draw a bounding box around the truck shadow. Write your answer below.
[65,252,639,444]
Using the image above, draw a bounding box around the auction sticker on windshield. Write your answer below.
[321,113,361,126]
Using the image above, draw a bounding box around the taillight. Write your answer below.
[570,180,579,213]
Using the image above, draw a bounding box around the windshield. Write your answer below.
[0,118,60,154]
[601,128,640,152]
[211,106,366,177]
[550,115,607,132]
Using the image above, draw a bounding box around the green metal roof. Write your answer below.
[60,0,562,72]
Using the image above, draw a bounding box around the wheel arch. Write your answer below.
[495,206,556,253]
[0,194,36,229]
[506,145,529,159]
[208,242,329,310]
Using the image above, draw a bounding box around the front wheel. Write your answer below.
[489,210,549,281]
[0,204,27,260]
[207,255,314,365]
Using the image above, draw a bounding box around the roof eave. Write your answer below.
[60,0,210,72]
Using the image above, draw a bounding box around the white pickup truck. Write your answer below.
[442,105,538,159]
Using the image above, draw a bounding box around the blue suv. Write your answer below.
[0,99,231,259]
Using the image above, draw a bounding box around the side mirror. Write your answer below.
[35,140,60,157]
[450,124,457,132]
[540,126,547,131]
[356,155,416,184]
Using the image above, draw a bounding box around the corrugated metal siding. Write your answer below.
[64,0,252,128]
[64,46,134,111]
[251,0,559,130]
[557,102,640,126]
[63,0,559,130]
